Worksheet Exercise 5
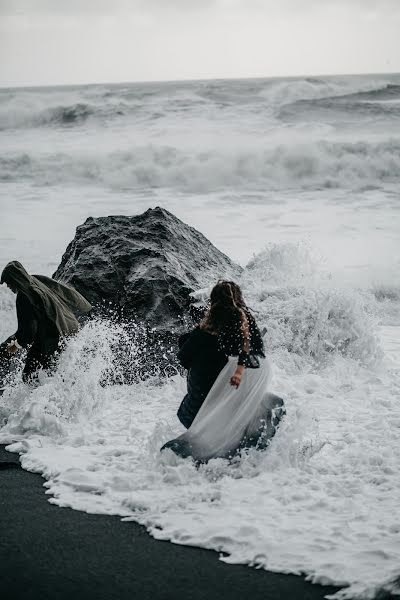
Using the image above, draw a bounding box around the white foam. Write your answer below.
[1,74,400,599]
[2,75,400,194]
[2,138,400,193]
[0,75,395,131]
[1,248,400,599]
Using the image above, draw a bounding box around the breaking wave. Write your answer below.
[372,284,400,303]
[2,71,400,599]
[242,244,381,367]
[0,101,98,130]
[332,83,400,103]
[280,98,400,122]
[0,76,399,130]
[1,243,399,600]
[2,138,400,191]
[0,243,399,600]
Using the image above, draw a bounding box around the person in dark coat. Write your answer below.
[176,329,228,428]
[0,261,92,384]
[176,280,265,429]
[162,280,285,462]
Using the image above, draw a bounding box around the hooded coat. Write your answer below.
[1,261,92,352]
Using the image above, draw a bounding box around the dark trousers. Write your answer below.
[22,340,60,384]
[0,338,60,386]
[177,364,226,429]
[0,341,12,387]
[177,394,199,429]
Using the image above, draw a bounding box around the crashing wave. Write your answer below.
[372,284,400,302]
[2,137,400,191]
[241,244,381,367]
[329,83,400,103]
[0,75,397,130]
[0,242,398,600]
[0,102,97,130]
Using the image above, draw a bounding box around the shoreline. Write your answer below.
[0,444,341,600]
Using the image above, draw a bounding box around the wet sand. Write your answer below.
[0,445,340,600]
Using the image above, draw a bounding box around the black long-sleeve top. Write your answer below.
[218,311,265,368]
[176,314,265,429]
[12,292,59,351]
[178,311,265,373]
[14,292,39,347]
[176,329,228,427]
[177,329,228,382]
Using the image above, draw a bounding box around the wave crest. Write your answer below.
[2,138,400,191]
[0,101,97,130]
[1,76,399,130]
[242,244,381,366]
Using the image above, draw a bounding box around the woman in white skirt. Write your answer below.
[162,281,285,462]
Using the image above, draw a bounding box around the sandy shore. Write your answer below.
[0,444,341,600]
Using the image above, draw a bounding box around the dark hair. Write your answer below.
[200,280,247,334]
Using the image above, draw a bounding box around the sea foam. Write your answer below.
[2,138,400,192]
[1,245,399,600]
[1,72,400,599]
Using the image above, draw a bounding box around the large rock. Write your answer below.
[54,207,241,331]
[53,208,242,379]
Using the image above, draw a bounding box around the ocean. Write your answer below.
[0,73,400,599]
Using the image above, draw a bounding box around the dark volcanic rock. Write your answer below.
[54,207,242,333]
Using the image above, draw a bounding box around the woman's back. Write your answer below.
[217,309,265,367]
[176,328,228,428]
[162,280,285,460]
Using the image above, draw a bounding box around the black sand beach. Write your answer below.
[0,445,341,600]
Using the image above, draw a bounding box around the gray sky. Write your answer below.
[1,0,399,87]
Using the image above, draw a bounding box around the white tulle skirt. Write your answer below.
[170,356,278,462]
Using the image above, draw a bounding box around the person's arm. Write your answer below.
[230,311,250,388]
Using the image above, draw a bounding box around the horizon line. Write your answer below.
[1,69,399,91]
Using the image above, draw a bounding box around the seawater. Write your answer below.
[0,74,400,600]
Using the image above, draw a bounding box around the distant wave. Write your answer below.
[196,76,399,108]
[279,83,400,122]
[0,102,97,130]
[338,83,400,102]
[280,100,400,123]
[2,138,400,191]
[46,103,95,125]
[372,284,400,302]
[1,76,399,130]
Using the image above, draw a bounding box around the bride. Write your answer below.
[162,280,285,462]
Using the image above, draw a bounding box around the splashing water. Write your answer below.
[1,244,400,599]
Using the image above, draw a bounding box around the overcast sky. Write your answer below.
[1,0,399,87]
